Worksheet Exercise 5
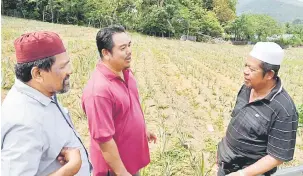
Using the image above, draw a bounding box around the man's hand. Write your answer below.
[57,147,82,174]
[50,147,82,176]
[226,171,241,176]
[57,153,66,165]
[99,139,132,176]
[147,131,157,143]
[227,155,283,176]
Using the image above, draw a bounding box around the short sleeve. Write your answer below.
[82,96,115,143]
[1,123,44,175]
[267,114,298,162]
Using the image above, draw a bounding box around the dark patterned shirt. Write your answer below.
[218,77,298,166]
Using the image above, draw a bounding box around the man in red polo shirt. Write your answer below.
[82,25,156,176]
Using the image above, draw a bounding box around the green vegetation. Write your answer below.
[3,0,303,47]
[1,0,236,38]
[227,14,303,47]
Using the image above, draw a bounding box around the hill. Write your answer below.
[237,0,303,23]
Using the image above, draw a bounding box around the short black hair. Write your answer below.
[96,25,125,58]
[15,56,55,82]
[260,61,280,79]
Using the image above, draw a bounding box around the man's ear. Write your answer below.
[101,49,111,60]
[266,70,275,80]
[31,67,44,83]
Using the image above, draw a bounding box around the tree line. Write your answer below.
[1,0,236,38]
[2,0,303,46]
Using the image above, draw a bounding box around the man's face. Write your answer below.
[243,56,266,89]
[42,52,72,94]
[107,32,132,72]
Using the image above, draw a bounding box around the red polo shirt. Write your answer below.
[82,62,150,176]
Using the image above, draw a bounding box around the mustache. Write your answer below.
[63,75,70,83]
[125,54,131,60]
[58,75,71,94]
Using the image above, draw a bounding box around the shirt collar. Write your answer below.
[14,78,52,106]
[264,77,283,101]
[244,77,283,102]
[97,61,119,81]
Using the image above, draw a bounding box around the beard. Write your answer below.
[57,76,70,94]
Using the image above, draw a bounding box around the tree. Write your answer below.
[140,5,172,36]
[228,14,283,41]
[290,24,303,39]
[200,11,224,37]
[213,0,236,25]
[253,14,282,41]
[293,19,303,25]
[202,0,213,11]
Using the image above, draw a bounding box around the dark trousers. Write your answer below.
[217,162,238,176]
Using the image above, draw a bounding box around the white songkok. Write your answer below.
[249,42,284,65]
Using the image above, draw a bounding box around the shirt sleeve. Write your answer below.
[82,96,115,143]
[267,114,298,162]
[1,123,44,175]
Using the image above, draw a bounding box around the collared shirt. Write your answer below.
[82,62,150,176]
[218,77,298,166]
[1,79,90,176]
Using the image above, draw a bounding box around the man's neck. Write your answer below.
[102,62,124,80]
[250,79,277,102]
[26,81,53,98]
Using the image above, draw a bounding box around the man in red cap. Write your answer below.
[1,31,91,176]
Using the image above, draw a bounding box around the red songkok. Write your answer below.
[14,31,66,63]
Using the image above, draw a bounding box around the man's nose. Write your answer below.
[67,63,73,75]
[243,67,250,75]
[127,46,132,55]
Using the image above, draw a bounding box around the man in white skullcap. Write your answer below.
[217,42,299,176]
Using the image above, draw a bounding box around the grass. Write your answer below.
[2,16,303,175]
